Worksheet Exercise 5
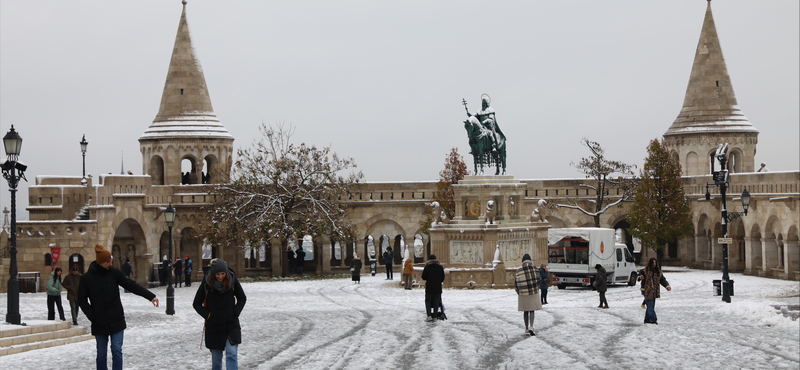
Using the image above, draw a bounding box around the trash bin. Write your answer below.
[723,280,734,296]
[712,279,721,296]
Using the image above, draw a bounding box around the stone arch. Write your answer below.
[202,154,219,184]
[181,155,199,185]
[148,155,165,185]
[179,226,202,272]
[764,215,782,275]
[67,253,85,274]
[110,218,147,284]
[728,148,743,173]
[696,214,711,267]
[749,223,763,275]
[686,151,699,176]
[786,226,799,276]
[728,217,746,271]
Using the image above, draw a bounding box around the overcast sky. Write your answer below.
[1,1,797,220]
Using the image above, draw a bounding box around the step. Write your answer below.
[0,321,91,357]
[0,333,93,356]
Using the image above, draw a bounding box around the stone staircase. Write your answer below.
[0,321,92,356]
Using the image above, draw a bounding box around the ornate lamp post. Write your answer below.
[164,204,176,315]
[3,125,27,324]
[705,143,750,303]
[80,135,88,186]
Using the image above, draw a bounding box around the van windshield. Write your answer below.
[548,237,589,264]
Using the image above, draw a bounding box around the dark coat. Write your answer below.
[193,268,247,350]
[174,259,183,275]
[383,251,394,266]
[78,261,156,336]
[351,258,362,281]
[421,260,445,295]
[594,266,608,292]
[184,258,193,275]
[61,272,82,301]
[295,249,306,265]
[538,267,549,290]
[121,262,132,277]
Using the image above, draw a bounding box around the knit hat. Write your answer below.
[95,245,112,265]
[209,259,228,275]
[522,254,532,262]
[595,264,602,270]
[186,254,190,259]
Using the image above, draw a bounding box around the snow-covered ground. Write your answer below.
[1,268,798,369]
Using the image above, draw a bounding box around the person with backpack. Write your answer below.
[184,255,193,287]
[193,259,247,370]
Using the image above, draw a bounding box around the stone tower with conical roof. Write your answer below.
[664,1,759,176]
[139,0,234,186]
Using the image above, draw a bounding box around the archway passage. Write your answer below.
[112,218,147,284]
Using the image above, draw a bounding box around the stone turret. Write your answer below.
[139,0,234,186]
[664,1,758,176]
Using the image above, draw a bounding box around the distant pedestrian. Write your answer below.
[351,254,362,284]
[184,255,193,287]
[421,254,445,322]
[61,265,82,325]
[193,259,247,370]
[383,247,394,280]
[287,247,295,275]
[403,255,413,290]
[594,264,609,308]
[160,255,169,286]
[121,258,132,293]
[295,247,306,275]
[174,257,183,287]
[539,263,549,304]
[637,257,671,324]
[514,254,542,336]
[79,245,159,370]
[46,267,66,321]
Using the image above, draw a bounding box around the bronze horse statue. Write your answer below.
[463,95,506,175]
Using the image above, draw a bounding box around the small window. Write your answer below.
[715,81,719,87]
[180,88,184,95]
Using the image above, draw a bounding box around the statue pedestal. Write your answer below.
[429,175,550,288]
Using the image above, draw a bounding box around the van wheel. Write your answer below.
[628,272,637,286]
[557,284,566,290]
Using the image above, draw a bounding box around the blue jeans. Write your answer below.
[644,299,657,323]
[210,338,238,370]
[95,330,124,370]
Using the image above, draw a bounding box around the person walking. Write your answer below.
[174,257,183,288]
[638,257,671,324]
[121,258,132,293]
[351,254,362,284]
[45,267,66,321]
[539,263,549,305]
[78,245,159,370]
[403,255,413,290]
[193,259,247,370]
[383,247,394,280]
[421,254,445,322]
[295,247,306,275]
[287,247,295,275]
[61,265,82,325]
[514,254,542,336]
[594,264,609,308]
[184,254,193,287]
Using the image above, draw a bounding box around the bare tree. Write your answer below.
[200,123,363,272]
[556,138,637,227]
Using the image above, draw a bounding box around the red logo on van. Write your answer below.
[600,241,604,254]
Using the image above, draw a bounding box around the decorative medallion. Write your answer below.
[469,200,481,216]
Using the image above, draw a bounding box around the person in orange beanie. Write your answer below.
[78,244,160,370]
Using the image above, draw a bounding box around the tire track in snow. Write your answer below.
[239,315,314,369]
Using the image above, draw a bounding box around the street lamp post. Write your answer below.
[164,204,176,315]
[3,125,27,325]
[80,135,88,186]
[705,143,751,303]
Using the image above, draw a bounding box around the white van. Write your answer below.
[547,228,637,289]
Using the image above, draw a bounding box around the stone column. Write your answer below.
[320,236,331,274]
[270,238,282,277]
[744,237,756,275]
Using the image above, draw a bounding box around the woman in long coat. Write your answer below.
[514,254,542,336]
[193,259,247,370]
[637,258,671,324]
[351,254,362,284]
[593,264,609,308]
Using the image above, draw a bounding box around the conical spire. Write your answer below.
[140,1,232,140]
[664,1,758,136]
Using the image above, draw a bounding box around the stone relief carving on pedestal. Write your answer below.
[450,241,484,264]
[499,239,533,263]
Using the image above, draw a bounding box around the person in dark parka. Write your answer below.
[295,247,306,275]
[193,258,247,370]
[174,257,183,288]
[593,264,609,308]
[78,245,159,370]
[421,254,445,322]
[383,247,394,280]
[351,254,362,284]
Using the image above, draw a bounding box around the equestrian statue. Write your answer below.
[462,94,507,175]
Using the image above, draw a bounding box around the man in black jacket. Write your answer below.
[78,245,159,370]
[421,254,445,322]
